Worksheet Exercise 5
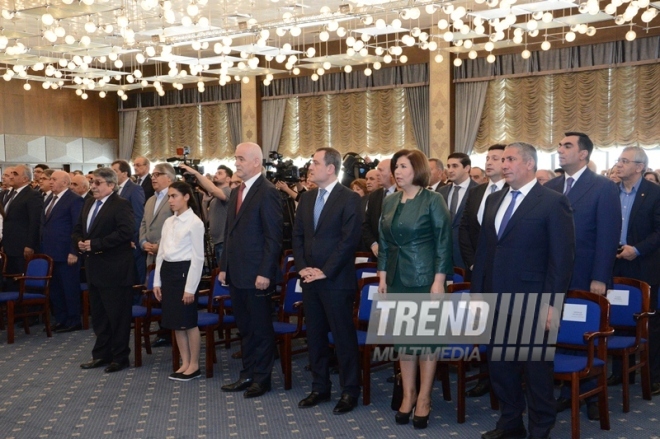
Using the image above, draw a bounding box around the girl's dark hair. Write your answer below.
[169,181,200,217]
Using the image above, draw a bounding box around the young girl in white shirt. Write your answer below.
[153,181,205,381]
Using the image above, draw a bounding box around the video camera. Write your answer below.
[341,152,379,186]
[166,147,204,186]
[264,151,300,183]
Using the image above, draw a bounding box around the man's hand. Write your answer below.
[143,242,159,255]
[590,280,607,296]
[179,163,198,176]
[78,240,92,252]
[182,292,195,305]
[24,247,34,260]
[153,286,162,301]
[218,271,226,285]
[67,254,78,266]
[616,245,638,261]
[255,275,270,290]
[298,267,314,279]
[302,268,326,283]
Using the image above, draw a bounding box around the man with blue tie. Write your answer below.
[293,147,363,414]
[611,146,660,396]
[439,152,479,270]
[471,143,575,439]
[546,133,621,419]
[41,171,84,333]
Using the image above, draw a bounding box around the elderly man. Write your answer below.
[362,159,395,257]
[41,171,84,332]
[470,166,488,185]
[428,158,446,192]
[2,165,43,290]
[364,169,381,194]
[535,169,556,185]
[70,174,93,200]
[74,168,135,373]
[220,143,283,399]
[133,156,155,201]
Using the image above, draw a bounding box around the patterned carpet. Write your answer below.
[0,327,658,439]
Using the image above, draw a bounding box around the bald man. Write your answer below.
[70,174,93,200]
[220,142,283,399]
[362,158,395,257]
[42,170,85,332]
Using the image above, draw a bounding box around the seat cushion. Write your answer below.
[0,292,46,302]
[132,306,162,318]
[554,353,606,373]
[197,312,219,327]
[607,336,647,350]
[273,321,305,334]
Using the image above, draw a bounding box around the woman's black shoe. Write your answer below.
[412,413,429,429]
[394,407,414,425]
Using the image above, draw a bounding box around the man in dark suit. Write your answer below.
[458,144,506,398]
[133,156,155,202]
[428,158,446,192]
[41,171,84,332]
[219,142,283,399]
[111,160,145,285]
[2,165,43,290]
[293,147,363,414]
[439,152,479,270]
[611,146,660,395]
[73,167,135,373]
[546,132,621,418]
[1,166,15,206]
[362,158,395,257]
[471,142,575,439]
[70,174,93,200]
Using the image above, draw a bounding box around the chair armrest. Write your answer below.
[197,288,211,297]
[3,272,23,279]
[13,275,52,281]
[213,294,232,316]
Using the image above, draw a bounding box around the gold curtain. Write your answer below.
[474,63,660,153]
[132,103,234,160]
[278,88,418,158]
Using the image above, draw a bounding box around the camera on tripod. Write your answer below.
[167,147,204,186]
[340,152,379,186]
[264,151,300,183]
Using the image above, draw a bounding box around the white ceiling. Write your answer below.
[0,0,658,97]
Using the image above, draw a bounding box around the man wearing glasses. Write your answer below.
[611,147,660,396]
[133,157,154,202]
[73,168,135,373]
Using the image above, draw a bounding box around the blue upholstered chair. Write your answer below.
[355,262,377,282]
[273,271,306,390]
[131,265,161,367]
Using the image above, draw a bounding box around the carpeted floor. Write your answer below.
[0,326,658,439]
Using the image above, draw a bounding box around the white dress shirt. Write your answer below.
[86,194,110,231]
[449,177,471,210]
[153,187,168,214]
[241,173,261,202]
[153,208,205,295]
[317,178,339,203]
[494,179,538,235]
[45,188,68,213]
[477,179,506,225]
[563,165,587,193]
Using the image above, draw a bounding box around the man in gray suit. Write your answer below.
[139,163,175,268]
[439,152,479,270]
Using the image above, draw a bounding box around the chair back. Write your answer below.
[557,290,610,348]
[357,276,380,324]
[452,267,466,284]
[281,250,294,273]
[610,277,650,328]
[24,255,53,290]
[355,262,377,281]
[447,282,471,294]
[281,271,303,316]
[146,265,156,290]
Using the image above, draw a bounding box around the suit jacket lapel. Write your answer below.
[567,169,595,205]
[231,175,263,230]
[88,193,114,235]
[150,195,168,225]
[629,178,649,232]
[314,184,342,234]
[499,183,544,241]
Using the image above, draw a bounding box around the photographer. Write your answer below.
[179,164,232,266]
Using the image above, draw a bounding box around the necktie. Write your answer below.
[449,185,460,217]
[314,188,327,230]
[137,177,142,186]
[4,189,16,210]
[564,177,574,196]
[490,183,498,194]
[235,183,246,214]
[88,200,102,231]
[45,195,58,217]
[498,190,520,240]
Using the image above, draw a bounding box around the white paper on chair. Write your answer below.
[562,303,588,322]
[295,280,303,293]
[606,289,629,306]
[355,257,369,264]
[446,280,454,286]
[361,271,375,279]
[368,285,379,300]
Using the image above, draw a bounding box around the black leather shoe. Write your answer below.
[555,397,571,413]
[587,402,600,420]
[152,337,171,348]
[652,382,660,395]
[104,361,129,373]
[607,375,622,386]
[481,426,527,439]
[333,394,358,415]
[244,382,271,398]
[170,370,201,382]
[298,391,331,408]
[221,378,253,392]
[467,381,490,397]
[80,358,110,369]
[55,324,82,333]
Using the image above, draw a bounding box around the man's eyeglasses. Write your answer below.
[91,179,108,186]
[616,158,643,165]
[151,172,163,178]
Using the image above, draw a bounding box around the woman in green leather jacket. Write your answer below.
[377,149,453,429]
